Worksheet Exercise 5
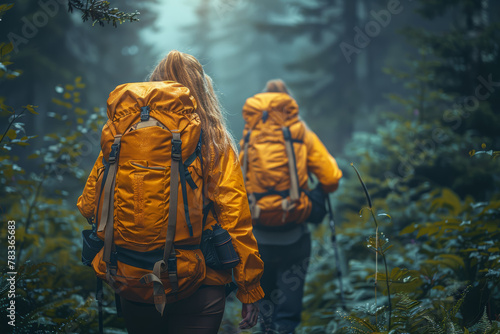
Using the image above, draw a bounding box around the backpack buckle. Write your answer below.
[167,255,177,274]
[140,106,150,122]
[171,139,182,161]
[111,250,118,265]
[109,143,120,164]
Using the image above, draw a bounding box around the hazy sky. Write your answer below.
[142,1,198,60]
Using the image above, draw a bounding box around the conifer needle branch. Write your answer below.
[67,0,140,27]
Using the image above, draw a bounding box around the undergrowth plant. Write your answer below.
[350,163,393,332]
[336,173,500,334]
[299,164,500,333]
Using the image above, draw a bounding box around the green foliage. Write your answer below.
[0,17,22,81]
[0,262,98,333]
[401,191,500,323]
[0,8,117,329]
[0,3,13,20]
[1,75,106,263]
[297,2,500,333]
[68,0,140,27]
[300,186,500,333]
[0,70,112,331]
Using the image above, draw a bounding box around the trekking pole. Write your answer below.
[326,196,347,311]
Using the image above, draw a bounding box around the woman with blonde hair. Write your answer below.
[77,50,264,333]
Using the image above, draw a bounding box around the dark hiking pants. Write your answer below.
[120,285,225,334]
[258,232,311,333]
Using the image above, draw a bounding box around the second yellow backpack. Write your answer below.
[240,92,312,227]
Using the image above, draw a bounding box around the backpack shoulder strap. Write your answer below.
[282,126,300,202]
[183,132,202,190]
[242,130,251,182]
[98,135,122,233]
[165,130,182,260]
[100,134,122,277]
[202,200,219,228]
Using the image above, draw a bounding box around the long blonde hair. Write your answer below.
[149,50,236,160]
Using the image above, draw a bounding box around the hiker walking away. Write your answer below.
[77,50,264,334]
[240,79,342,333]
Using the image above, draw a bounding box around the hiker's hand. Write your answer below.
[239,302,259,329]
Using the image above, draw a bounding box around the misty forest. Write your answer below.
[1,0,499,333]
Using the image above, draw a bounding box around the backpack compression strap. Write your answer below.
[100,135,122,283]
[281,127,300,221]
[140,131,182,316]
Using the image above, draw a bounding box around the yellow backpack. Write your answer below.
[91,81,206,315]
[240,92,312,227]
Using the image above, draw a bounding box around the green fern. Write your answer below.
[341,314,381,333]
[467,307,500,334]
[390,294,430,333]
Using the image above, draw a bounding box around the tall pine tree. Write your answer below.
[257,0,361,152]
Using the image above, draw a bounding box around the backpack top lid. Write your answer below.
[101,81,201,155]
[107,80,198,123]
[242,92,299,129]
